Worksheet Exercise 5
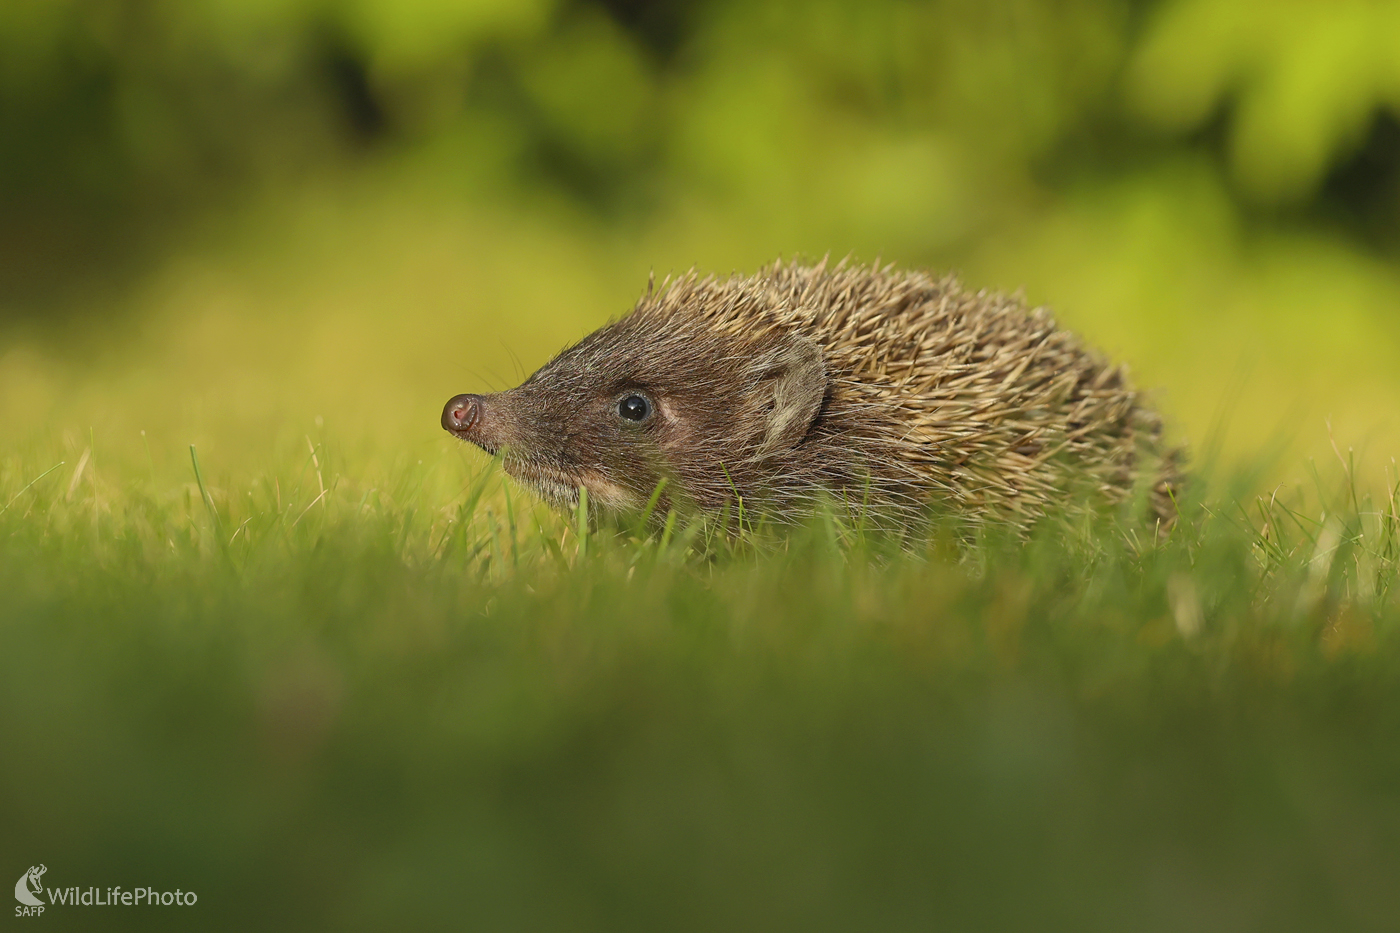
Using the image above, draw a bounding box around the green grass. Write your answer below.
[3,442,1400,932]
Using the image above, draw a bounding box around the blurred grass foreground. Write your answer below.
[5,0,1400,929]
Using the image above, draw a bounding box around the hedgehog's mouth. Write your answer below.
[455,433,497,453]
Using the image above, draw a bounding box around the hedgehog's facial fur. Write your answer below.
[444,309,829,518]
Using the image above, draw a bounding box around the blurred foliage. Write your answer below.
[3,2,1400,477]
[1,0,1399,494]
[7,0,1400,243]
[1125,0,1400,204]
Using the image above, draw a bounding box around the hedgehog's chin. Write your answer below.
[525,476,582,513]
[501,462,643,516]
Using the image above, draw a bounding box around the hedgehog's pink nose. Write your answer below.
[442,394,482,435]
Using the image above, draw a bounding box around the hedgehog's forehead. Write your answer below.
[536,308,760,389]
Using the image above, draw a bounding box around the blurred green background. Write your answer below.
[4,0,1400,486]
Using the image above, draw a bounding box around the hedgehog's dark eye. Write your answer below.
[617,394,651,422]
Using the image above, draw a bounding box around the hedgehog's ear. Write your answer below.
[750,335,826,456]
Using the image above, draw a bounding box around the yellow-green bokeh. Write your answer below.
[4,0,1400,494]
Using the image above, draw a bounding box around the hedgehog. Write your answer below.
[441,259,1179,531]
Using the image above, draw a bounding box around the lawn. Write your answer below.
[3,434,1399,931]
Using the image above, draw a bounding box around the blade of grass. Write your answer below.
[637,477,669,534]
[575,486,589,560]
[0,461,66,518]
[189,445,223,539]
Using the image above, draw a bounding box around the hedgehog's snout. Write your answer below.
[442,394,483,437]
